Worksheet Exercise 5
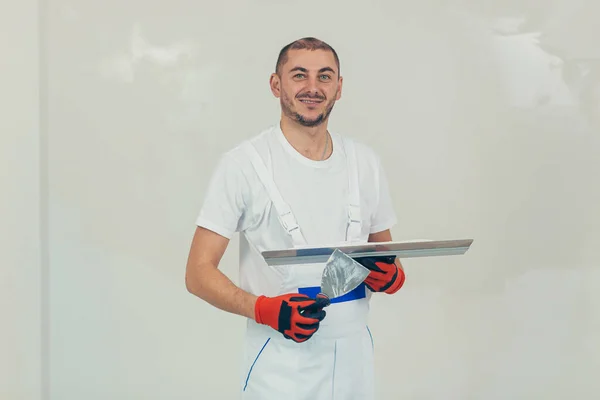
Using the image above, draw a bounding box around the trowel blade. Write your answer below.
[320,249,371,301]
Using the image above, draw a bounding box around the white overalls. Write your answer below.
[239,138,376,400]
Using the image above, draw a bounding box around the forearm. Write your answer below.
[186,263,257,320]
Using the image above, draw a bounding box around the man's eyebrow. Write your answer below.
[289,66,308,73]
[318,67,336,74]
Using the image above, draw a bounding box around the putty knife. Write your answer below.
[316,249,371,306]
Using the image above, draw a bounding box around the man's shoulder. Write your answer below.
[334,132,381,166]
[220,125,275,162]
[211,125,276,183]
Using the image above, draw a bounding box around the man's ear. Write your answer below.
[270,73,281,98]
[336,76,343,100]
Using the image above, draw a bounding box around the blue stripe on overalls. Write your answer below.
[298,283,366,303]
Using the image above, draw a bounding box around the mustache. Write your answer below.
[296,93,326,100]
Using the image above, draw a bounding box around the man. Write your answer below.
[185,37,405,400]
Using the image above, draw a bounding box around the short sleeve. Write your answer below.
[195,153,249,239]
[370,157,398,234]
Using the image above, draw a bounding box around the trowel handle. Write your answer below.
[354,255,396,264]
[379,255,397,264]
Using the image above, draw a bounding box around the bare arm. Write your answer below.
[368,229,404,272]
[185,226,258,320]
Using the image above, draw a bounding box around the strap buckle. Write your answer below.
[280,211,300,233]
[348,204,361,223]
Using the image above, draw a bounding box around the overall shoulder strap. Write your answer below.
[241,140,308,247]
[342,137,362,243]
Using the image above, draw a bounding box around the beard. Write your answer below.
[281,91,337,127]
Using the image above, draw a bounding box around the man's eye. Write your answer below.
[294,74,305,79]
[320,75,331,80]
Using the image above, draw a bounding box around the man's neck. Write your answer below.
[280,116,330,161]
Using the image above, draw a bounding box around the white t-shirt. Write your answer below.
[196,124,397,298]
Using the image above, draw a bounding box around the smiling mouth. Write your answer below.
[299,99,323,104]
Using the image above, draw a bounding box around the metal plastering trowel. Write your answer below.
[315,248,371,306]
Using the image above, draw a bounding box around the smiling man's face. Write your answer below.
[270,49,343,127]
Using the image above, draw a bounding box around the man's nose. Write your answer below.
[304,76,321,94]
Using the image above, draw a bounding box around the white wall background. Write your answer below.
[1,0,44,399]
[3,0,599,399]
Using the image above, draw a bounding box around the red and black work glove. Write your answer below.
[355,255,405,294]
[254,294,328,343]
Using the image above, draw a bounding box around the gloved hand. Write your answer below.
[254,294,328,343]
[355,255,405,294]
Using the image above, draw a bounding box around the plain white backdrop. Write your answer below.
[2,0,599,399]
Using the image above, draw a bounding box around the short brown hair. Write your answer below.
[275,37,340,76]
